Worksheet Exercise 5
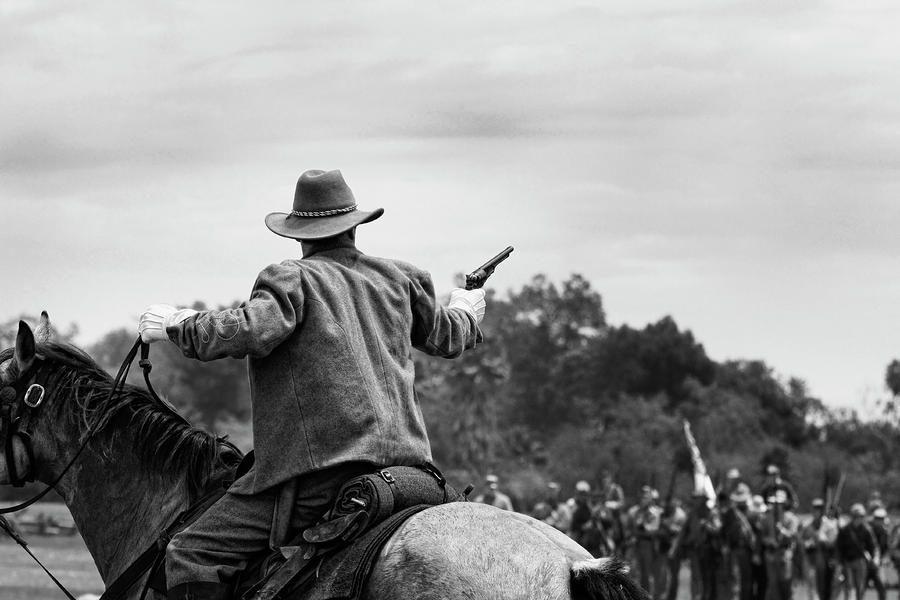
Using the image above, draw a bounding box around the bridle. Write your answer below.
[0,337,181,513]
[0,337,191,600]
[0,368,37,488]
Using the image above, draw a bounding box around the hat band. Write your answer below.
[291,204,357,218]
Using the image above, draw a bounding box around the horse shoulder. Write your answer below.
[364,502,591,600]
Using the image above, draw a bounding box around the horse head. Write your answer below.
[0,314,61,486]
[1,314,243,498]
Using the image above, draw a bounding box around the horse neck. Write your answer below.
[53,421,193,585]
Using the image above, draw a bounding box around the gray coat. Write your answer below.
[167,243,482,493]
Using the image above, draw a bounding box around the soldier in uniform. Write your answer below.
[673,491,722,600]
[473,474,514,511]
[748,495,769,600]
[628,486,664,599]
[837,503,878,600]
[661,497,688,600]
[531,482,561,521]
[569,480,596,548]
[760,465,799,511]
[723,484,758,600]
[723,468,744,496]
[799,498,838,600]
[532,481,574,533]
[867,507,889,600]
[138,169,486,600]
[599,470,627,549]
[760,490,799,600]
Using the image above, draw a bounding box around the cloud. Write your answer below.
[3,0,900,407]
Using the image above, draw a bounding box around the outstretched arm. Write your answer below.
[139,263,301,361]
[409,270,484,358]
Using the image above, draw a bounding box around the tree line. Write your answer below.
[2,274,900,509]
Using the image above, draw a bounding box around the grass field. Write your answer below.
[0,534,103,600]
[0,505,895,599]
[4,538,891,600]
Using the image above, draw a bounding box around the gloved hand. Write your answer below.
[138,304,198,343]
[448,288,486,323]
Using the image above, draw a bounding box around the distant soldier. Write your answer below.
[473,474,514,511]
[532,481,568,527]
[760,490,799,600]
[661,497,688,600]
[799,498,838,600]
[867,507,888,600]
[600,470,626,510]
[888,515,900,595]
[673,491,722,600]
[569,480,596,547]
[716,490,735,600]
[628,486,665,599]
[836,503,877,600]
[748,495,769,600]
[867,491,885,514]
[722,468,745,496]
[600,470,627,548]
[759,465,800,511]
[723,484,759,600]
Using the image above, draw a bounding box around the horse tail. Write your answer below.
[570,556,650,600]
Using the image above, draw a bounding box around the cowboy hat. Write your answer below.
[265,170,384,240]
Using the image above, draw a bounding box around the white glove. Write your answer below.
[448,288,486,323]
[138,304,198,343]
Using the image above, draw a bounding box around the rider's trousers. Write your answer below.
[166,461,373,597]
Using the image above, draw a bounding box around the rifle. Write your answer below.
[465,246,514,290]
[663,467,678,513]
[772,500,785,547]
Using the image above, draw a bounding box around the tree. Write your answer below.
[577,315,715,407]
[716,361,816,447]
[887,360,900,397]
[488,274,608,433]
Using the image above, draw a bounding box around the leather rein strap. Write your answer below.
[100,485,228,600]
[0,337,147,515]
[0,337,178,600]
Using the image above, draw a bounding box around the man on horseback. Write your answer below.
[138,169,487,600]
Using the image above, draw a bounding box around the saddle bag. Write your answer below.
[243,464,466,599]
[303,464,464,546]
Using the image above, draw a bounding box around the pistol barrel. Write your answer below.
[465,246,514,290]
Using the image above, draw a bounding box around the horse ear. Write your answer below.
[35,311,52,344]
[15,321,36,374]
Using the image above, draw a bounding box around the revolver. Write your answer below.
[465,246,514,290]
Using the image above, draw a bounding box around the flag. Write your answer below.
[683,419,716,507]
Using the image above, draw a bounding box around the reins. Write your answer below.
[0,336,173,600]
[0,337,150,514]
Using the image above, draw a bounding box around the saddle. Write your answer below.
[128,463,466,600]
[238,464,466,600]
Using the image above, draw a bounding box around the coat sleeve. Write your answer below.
[167,263,302,361]
[408,268,483,358]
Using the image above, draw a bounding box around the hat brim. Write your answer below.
[265,207,384,240]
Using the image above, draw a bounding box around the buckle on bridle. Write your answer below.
[23,384,45,408]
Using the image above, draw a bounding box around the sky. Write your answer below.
[2,0,900,413]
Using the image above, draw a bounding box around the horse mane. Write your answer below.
[34,342,243,499]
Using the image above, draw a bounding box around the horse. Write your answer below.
[0,318,647,600]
